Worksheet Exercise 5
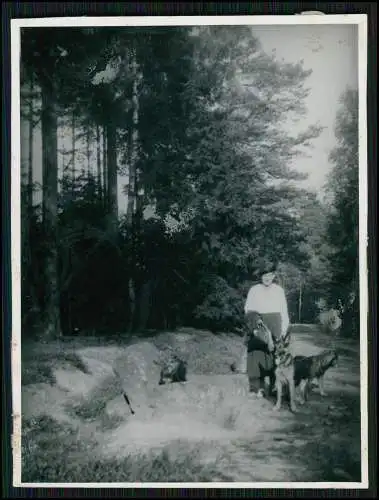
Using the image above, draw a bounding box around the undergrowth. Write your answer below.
[22,415,223,483]
[67,375,122,422]
[22,350,90,386]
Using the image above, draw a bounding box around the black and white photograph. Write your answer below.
[11,14,368,488]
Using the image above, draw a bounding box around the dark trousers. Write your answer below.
[247,351,272,393]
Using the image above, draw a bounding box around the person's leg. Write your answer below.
[237,345,248,374]
[257,351,276,397]
[241,312,256,376]
[248,376,261,393]
[259,353,275,398]
[260,313,282,395]
[247,351,263,394]
[257,372,266,398]
[256,353,269,397]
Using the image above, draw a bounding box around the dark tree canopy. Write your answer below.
[20,26,358,338]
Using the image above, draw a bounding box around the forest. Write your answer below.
[19,25,360,340]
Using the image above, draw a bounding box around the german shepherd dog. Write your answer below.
[294,349,339,404]
[272,332,297,413]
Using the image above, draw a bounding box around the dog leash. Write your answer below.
[113,368,136,415]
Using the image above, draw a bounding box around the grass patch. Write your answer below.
[22,363,56,386]
[22,415,95,483]
[57,351,91,374]
[22,416,223,483]
[23,448,223,483]
[67,374,122,422]
[222,408,239,430]
[23,415,71,435]
[70,400,106,421]
[99,412,126,431]
[22,350,90,387]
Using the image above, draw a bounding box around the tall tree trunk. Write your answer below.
[21,72,39,332]
[86,124,91,178]
[102,125,107,207]
[128,278,136,333]
[41,76,61,339]
[26,72,41,326]
[72,111,76,194]
[106,118,118,234]
[126,51,139,226]
[126,49,150,332]
[96,123,102,199]
[298,280,303,323]
[138,282,153,331]
[27,72,34,220]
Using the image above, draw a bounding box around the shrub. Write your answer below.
[194,276,244,332]
[318,308,342,334]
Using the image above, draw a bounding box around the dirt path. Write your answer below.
[214,331,361,483]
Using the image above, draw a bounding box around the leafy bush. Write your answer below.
[194,276,244,332]
[318,308,342,334]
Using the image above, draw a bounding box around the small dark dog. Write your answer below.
[294,349,339,404]
[156,354,188,385]
[272,333,297,413]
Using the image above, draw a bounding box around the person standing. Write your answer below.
[243,261,290,397]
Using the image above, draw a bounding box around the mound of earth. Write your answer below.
[21,329,261,433]
[99,372,296,459]
[152,329,245,375]
[21,383,75,425]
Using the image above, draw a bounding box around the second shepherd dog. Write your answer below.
[294,349,339,404]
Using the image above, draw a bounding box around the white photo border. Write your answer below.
[10,13,369,489]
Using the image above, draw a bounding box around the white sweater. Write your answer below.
[244,283,290,336]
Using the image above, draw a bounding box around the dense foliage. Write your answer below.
[324,88,360,337]
[20,26,359,338]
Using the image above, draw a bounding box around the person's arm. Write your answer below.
[279,287,290,337]
[244,286,258,314]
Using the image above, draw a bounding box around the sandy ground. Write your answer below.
[21,326,361,483]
